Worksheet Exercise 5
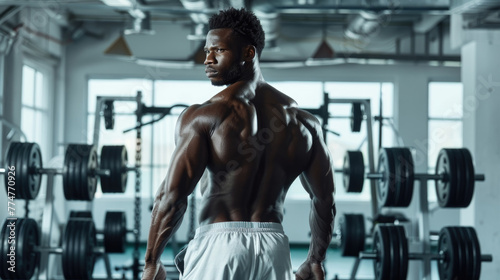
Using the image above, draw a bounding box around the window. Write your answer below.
[21,64,51,158]
[427,82,463,201]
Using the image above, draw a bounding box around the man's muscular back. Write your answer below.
[180,82,323,225]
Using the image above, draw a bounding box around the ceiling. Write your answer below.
[1,0,499,66]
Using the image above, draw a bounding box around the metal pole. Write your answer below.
[362,99,379,218]
[38,173,56,280]
[418,178,431,279]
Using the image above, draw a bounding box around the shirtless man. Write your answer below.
[142,8,336,280]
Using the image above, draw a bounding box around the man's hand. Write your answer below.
[295,260,325,280]
[142,262,166,280]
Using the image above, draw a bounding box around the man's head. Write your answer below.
[208,8,265,58]
[204,8,265,86]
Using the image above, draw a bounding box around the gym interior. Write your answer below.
[0,1,499,279]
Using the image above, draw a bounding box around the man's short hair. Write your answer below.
[208,7,265,58]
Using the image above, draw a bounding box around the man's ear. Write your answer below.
[243,45,256,61]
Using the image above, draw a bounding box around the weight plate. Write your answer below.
[342,151,365,193]
[104,100,115,130]
[104,211,127,253]
[435,149,458,207]
[465,227,482,280]
[62,220,96,280]
[402,148,415,207]
[19,218,40,279]
[5,143,21,199]
[450,227,466,279]
[64,144,98,201]
[395,225,409,280]
[387,226,400,280]
[391,148,404,207]
[350,103,363,132]
[100,145,128,193]
[0,218,40,280]
[10,143,43,200]
[438,227,460,280]
[340,214,365,257]
[453,150,465,208]
[456,227,474,280]
[373,225,391,280]
[62,219,75,279]
[376,148,397,207]
[460,149,475,207]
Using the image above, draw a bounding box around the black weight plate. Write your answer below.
[342,214,364,257]
[466,227,482,280]
[82,220,97,279]
[0,220,6,279]
[26,143,43,199]
[18,218,40,279]
[100,146,128,193]
[4,143,17,198]
[450,227,465,279]
[16,143,27,199]
[8,143,22,199]
[376,148,396,207]
[62,220,76,279]
[391,148,404,207]
[343,151,365,193]
[12,218,25,280]
[435,149,458,207]
[396,225,409,280]
[82,145,96,200]
[340,214,351,256]
[100,145,110,192]
[63,145,77,200]
[373,225,391,280]
[104,211,127,253]
[400,148,415,207]
[456,227,474,280]
[453,150,465,209]
[387,226,400,280]
[438,227,459,280]
[0,218,26,280]
[64,144,98,201]
[350,103,363,132]
[460,149,475,207]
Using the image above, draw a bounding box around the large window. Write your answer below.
[427,82,463,201]
[88,80,394,202]
[21,64,51,158]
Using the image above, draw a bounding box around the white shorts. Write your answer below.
[175,222,293,280]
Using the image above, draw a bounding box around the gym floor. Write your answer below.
[91,244,440,280]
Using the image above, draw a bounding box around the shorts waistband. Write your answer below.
[195,222,284,237]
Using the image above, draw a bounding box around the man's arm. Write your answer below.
[296,116,336,280]
[143,106,209,279]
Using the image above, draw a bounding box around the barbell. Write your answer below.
[359,224,492,280]
[340,147,485,208]
[2,142,134,201]
[69,210,132,253]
